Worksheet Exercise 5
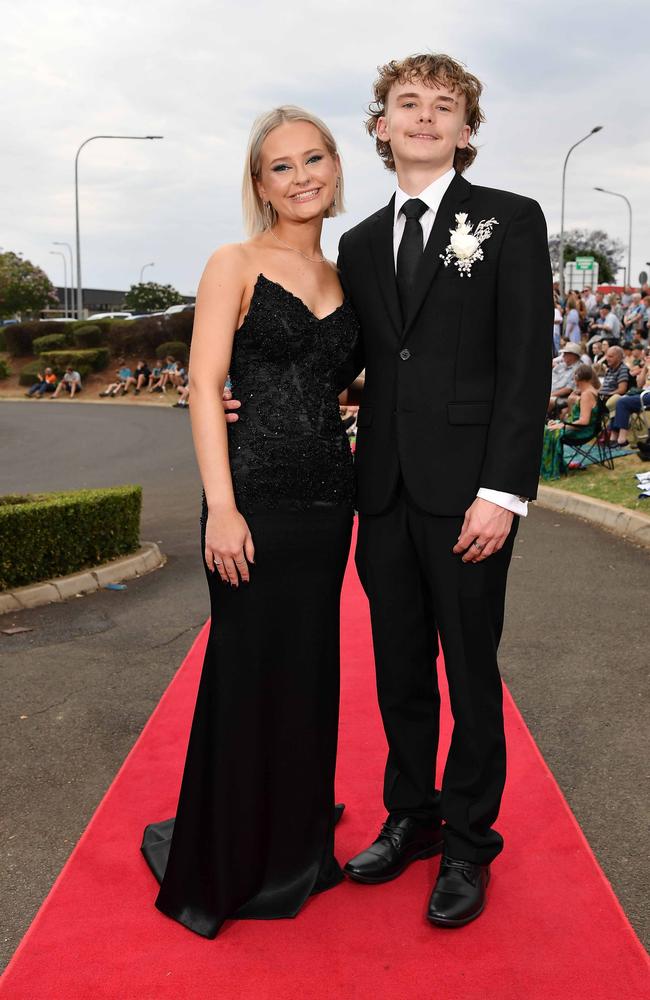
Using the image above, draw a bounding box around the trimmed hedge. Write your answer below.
[0,328,7,352]
[0,358,10,379]
[158,341,188,363]
[19,360,92,386]
[33,332,72,354]
[0,485,142,590]
[106,317,165,355]
[39,347,110,372]
[72,324,105,348]
[4,324,34,356]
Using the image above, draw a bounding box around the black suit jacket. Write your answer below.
[337,171,554,517]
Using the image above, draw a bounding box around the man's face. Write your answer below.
[599,307,607,317]
[377,78,471,175]
[605,348,620,366]
[565,351,580,366]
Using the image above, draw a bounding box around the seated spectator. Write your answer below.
[549,342,582,416]
[588,303,621,344]
[147,359,165,391]
[170,363,188,390]
[542,365,600,479]
[50,366,82,399]
[610,363,650,446]
[149,356,178,393]
[623,293,645,340]
[599,345,630,439]
[591,339,606,364]
[173,384,190,408]
[25,367,57,398]
[99,360,132,398]
[124,360,151,396]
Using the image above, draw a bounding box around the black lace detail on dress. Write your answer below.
[202,274,358,515]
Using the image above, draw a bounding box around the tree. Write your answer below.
[0,252,59,317]
[123,282,185,312]
[548,229,625,284]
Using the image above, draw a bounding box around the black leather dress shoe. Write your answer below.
[427,856,490,927]
[344,816,444,884]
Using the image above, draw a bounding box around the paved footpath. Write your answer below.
[1,401,648,968]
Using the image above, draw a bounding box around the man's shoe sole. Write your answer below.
[344,839,444,885]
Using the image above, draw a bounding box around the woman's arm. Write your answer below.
[189,246,254,586]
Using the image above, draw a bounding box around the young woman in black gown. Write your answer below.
[140,107,358,938]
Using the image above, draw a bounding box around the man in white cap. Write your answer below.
[549,342,582,416]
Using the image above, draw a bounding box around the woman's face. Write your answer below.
[256,120,339,226]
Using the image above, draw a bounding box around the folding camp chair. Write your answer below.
[561,397,614,471]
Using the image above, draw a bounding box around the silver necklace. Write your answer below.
[268,227,326,264]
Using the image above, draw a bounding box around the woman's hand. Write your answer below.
[204,506,255,586]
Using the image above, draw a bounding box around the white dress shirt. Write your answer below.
[393,170,528,517]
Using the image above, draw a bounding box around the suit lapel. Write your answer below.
[401,171,472,341]
[368,195,402,339]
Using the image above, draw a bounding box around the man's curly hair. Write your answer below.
[366,53,485,173]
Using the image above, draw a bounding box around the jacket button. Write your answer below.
[399,348,411,360]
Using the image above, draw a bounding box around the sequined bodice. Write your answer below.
[224,274,358,513]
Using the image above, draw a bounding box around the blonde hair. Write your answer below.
[242,105,345,236]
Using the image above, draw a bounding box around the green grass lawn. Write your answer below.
[542,452,650,514]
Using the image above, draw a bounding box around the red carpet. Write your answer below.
[2,541,649,999]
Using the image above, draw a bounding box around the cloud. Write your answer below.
[3,0,648,294]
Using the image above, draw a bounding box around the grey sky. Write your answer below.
[4,0,649,296]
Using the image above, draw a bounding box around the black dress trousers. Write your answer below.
[354,480,519,866]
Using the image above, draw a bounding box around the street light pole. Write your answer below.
[559,126,603,299]
[53,241,74,318]
[49,250,68,318]
[594,187,632,289]
[140,261,155,282]
[74,135,163,320]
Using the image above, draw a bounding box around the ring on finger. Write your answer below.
[472,540,485,552]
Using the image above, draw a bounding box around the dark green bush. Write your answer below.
[0,358,10,379]
[39,347,110,372]
[19,360,92,386]
[4,324,34,356]
[165,310,194,345]
[0,486,142,590]
[157,341,188,363]
[0,328,7,352]
[72,324,105,348]
[33,332,72,354]
[106,317,165,356]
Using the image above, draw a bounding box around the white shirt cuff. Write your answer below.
[477,488,528,517]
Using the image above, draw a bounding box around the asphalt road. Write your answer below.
[0,399,648,970]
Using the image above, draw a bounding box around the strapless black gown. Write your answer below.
[141,274,358,938]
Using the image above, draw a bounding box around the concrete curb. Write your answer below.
[0,395,172,408]
[536,485,650,549]
[0,542,166,616]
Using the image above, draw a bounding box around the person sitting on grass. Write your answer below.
[124,359,151,396]
[25,367,57,398]
[99,360,132,397]
[173,384,190,408]
[50,366,82,399]
[147,359,164,391]
[149,356,178,393]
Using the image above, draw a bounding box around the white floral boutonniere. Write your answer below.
[440,212,499,277]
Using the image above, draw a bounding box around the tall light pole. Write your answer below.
[74,135,163,320]
[594,187,632,289]
[53,241,74,317]
[559,126,603,298]
[49,250,68,317]
[140,261,155,282]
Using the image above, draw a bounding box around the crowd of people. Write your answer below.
[543,284,650,478]
[25,355,190,408]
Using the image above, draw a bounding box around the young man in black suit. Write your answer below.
[335,53,553,926]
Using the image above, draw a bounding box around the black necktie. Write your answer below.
[396,198,428,318]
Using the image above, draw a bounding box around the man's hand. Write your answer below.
[453,498,514,564]
[222,387,241,423]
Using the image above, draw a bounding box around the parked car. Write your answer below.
[163,303,195,316]
[125,311,167,321]
[87,311,133,320]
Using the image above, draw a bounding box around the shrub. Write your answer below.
[157,341,188,364]
[106,317,165,356]
[32,332,72,353]
[18,360,92,386]
[39,347,110,372]
[0,328,7,352]
[4,324,34,356]
[165,310,194,345]
[0,358,10,379]
[0,485,142,590]
[72,324,105,348]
